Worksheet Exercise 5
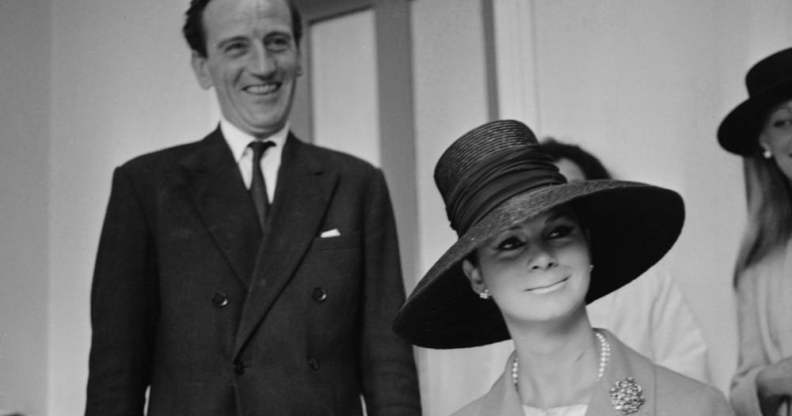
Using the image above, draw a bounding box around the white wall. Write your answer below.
[311,9,381,165]
[0,2,51,414]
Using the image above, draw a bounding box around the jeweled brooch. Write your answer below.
[609,377,645,415]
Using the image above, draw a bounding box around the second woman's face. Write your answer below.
[463,206,591,324]
[761,99,792,182]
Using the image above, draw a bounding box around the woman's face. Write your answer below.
[760,99,792,182]
[462,206,591,324]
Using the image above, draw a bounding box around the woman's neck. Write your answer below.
[508,311,601,409]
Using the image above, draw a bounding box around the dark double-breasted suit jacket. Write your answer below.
[85,128,421,416]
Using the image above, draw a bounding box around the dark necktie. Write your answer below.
[249,140,275,233]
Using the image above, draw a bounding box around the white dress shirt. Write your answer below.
[220,118,288,202]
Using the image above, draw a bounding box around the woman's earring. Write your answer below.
[479,289,490,300]
[590,264,595,272]
[763,148,773,159]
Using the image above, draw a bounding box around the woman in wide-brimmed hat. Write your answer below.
[719,47,792,416]
[394,120,732,416]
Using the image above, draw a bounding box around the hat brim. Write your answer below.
[393,180,684,349]
[718,80,792,155]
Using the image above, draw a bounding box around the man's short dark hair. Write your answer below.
[538,138,612,180]
[183,0,303,57]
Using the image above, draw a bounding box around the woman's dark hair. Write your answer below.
[182,0,303,58]
[538,138,612,180]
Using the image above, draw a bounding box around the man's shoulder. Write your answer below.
[118,138,205,175]
[295,138,379,176]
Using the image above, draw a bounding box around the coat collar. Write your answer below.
[472,350,522,415]
[470,330,657,416]
[233,134,339,357]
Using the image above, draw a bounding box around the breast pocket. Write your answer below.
[309,231,361,251]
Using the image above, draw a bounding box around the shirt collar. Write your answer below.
[220,117,289,163]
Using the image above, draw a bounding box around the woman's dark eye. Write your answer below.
[547,224,574,239]
[772,119,792,128]
[496,236,524,251]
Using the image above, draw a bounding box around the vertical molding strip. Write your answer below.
[374,0,418,286]
[491,0,541,130]
[481,0,499,121]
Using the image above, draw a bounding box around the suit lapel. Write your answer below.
[234,134,338,356]
[179,127,261,286]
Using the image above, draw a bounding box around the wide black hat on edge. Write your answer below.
[393,120,685,349]
[718,47,792,155]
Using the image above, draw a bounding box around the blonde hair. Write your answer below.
[734,155,792,284]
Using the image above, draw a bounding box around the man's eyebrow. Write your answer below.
[263,30,294,40]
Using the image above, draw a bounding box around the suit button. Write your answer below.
[234,360,246,375]
[311,287,328,303]
[212,292,229,308]
[307,357,320,371]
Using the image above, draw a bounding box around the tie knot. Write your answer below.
[249,140,274,161]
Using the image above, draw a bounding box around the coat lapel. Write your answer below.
[179,127,261,286]
[477,352,524,416]
[234,135,338,356]
[587,330,656,416]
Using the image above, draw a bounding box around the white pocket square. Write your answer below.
[319,228,341,238]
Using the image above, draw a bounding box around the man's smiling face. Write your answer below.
[191,0,301,137]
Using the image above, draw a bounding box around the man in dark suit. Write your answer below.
[84,0,421,414]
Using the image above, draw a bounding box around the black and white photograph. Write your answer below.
[1,0,791,415]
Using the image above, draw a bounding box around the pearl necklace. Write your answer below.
[511,330,611,386]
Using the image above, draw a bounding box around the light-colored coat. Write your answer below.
[452,330,733,416]
[731,244,792,416]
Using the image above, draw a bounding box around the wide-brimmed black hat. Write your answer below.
[718,47,792,155]
[393,120,684,349]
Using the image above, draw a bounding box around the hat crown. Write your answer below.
[433,120,564,234]
[746,47,792,97]
[435,120,538,195]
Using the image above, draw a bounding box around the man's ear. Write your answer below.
[462,259,486,295]
[191,51,214,90]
